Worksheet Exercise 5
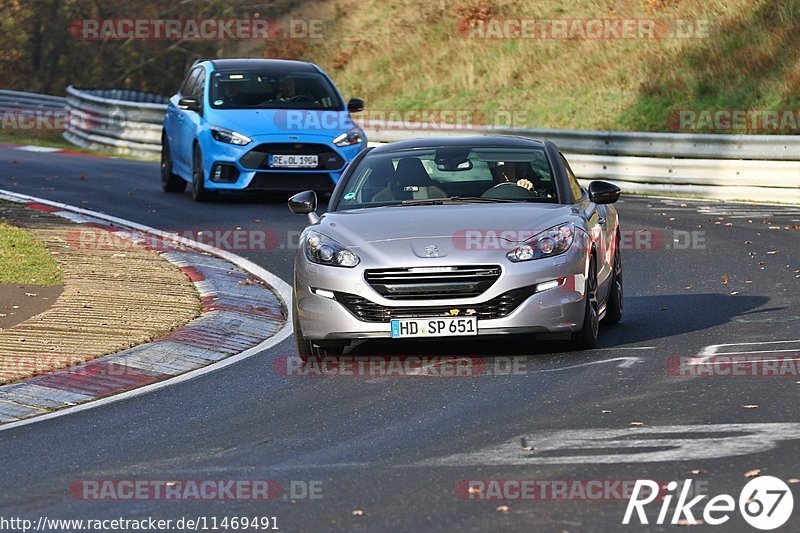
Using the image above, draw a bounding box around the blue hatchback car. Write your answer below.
[161,58,367,201]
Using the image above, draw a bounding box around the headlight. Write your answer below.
[332,127,364,147]
[507,222,575,262]
[210,127,251,146]
[305,231,360,267]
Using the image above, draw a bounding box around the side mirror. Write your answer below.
[588,180,621,204]
[178,97,201,112]
[347,98,364,113]
[288,190,319,223]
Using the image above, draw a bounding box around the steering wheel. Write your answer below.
[287,95,318,104]
[482,182,538,200]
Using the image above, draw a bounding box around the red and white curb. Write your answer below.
[0,189,293,430]
[11,145,110,158]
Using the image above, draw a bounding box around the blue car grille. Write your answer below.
[240,143,345,171]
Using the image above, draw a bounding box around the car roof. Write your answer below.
[368,135,547,153]
[206,58,318,73]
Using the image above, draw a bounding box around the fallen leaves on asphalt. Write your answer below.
[744,469,761,478]
[721,274,729,284]
[688,469,707,475]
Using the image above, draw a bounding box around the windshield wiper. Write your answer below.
[391,197,521,207]
[397,199,446,206]
[445,196,520,203]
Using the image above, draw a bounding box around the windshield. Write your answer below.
[336,147,558,210]
[210,70,343,110]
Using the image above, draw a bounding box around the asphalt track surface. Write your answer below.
[0,146,799,531]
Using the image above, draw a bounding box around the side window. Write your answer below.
[192,69,206,101]
[561,154,583,202]
[179,68,201,97]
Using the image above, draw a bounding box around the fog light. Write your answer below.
[311,287,335,299]
[536,279,564,292]
[210,163,240,183]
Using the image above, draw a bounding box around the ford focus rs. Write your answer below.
[161,58,366,201]
[288,136,622,355]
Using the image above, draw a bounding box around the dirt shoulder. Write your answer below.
[0,200,201,383]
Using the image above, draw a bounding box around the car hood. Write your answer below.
[205,108,356,138]
[315,203,584,249]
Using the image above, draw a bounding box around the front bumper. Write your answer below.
[200,133,364,192]
[294,246,588,341]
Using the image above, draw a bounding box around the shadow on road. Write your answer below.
[346,293,769,357]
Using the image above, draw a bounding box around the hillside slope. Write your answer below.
[290,0,800,133]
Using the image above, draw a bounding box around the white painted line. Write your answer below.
[0,188,293,434]
[15,145,62,153]
[688,357,800,365]
[420,423,800,466]
[593,346,655,351]
[533,356,643,373]
[695,340,800,364]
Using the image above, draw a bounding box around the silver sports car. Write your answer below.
[288,136,622,355]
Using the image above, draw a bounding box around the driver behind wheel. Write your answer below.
[277,77,297,101]
[490,162,535,191]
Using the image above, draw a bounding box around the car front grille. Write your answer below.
[364,265,502,300]
[240,143,345,171]
[247,172,335,192]
[334,285,536,323]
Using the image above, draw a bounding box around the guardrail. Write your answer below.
[62,86,167,159]
[364,124,800,161]
[0,89,66,112]
[4,87,796,203]
[364,124,800,204]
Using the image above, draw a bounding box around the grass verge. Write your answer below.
[0,221,62,285]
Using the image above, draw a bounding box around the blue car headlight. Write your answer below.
[332,127,364,147]
[210,126,252,146]
[507,222,575,262]
[305,231,360,267]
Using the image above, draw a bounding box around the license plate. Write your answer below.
[269,154,318,168]
[390,317,478,338]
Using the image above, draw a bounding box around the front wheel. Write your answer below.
[160,137,186,192]
[191,144,210,202]
[571,257,599,350]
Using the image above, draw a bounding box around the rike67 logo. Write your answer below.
[623,476,794,529]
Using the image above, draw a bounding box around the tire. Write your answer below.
[191,144,210,202]
[603,234,623,325]
[293,302,345,356]
[160,137,186,193]
[571,256,599,350]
